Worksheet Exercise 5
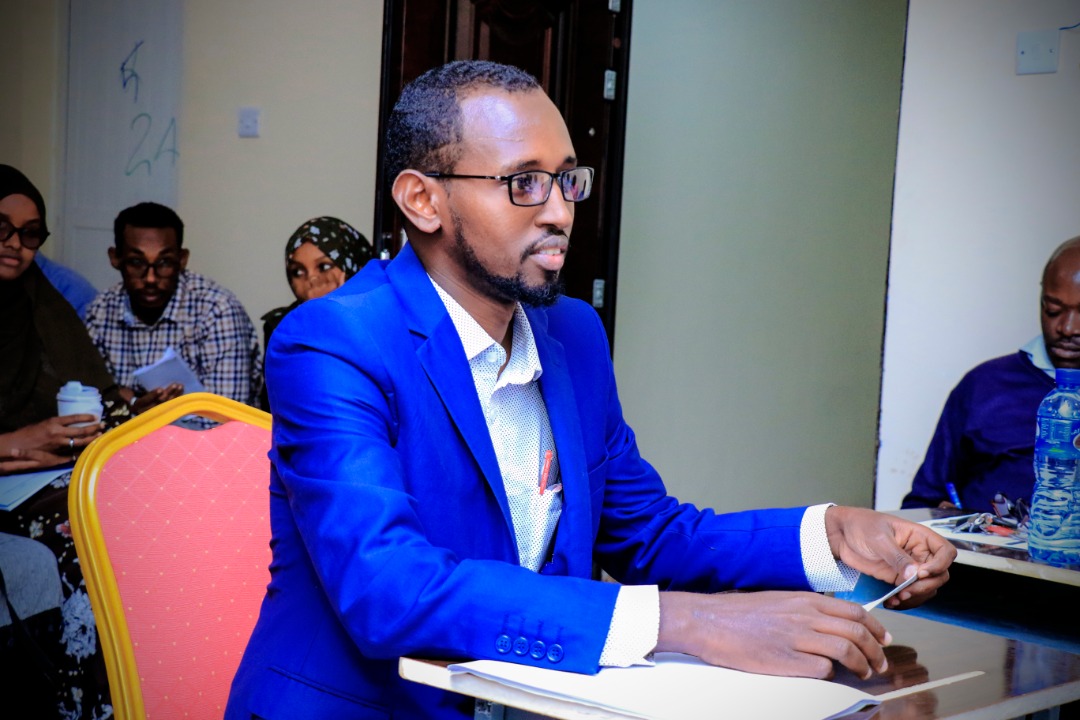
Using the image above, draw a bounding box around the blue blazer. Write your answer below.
[226,244,812,719]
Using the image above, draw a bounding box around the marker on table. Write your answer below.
[946,482,963,509]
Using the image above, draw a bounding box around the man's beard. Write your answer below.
[451,213,563,307]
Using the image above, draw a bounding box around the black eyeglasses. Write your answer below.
[0,219,50,250]
[424,167,594,207]
[119,257,181,278]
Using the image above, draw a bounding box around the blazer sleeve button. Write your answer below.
[529,640,546,659]
[495,634,512,654]
[513,636,529,656]
[546,644,564,663]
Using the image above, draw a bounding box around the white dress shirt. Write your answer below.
[431,280,857,666]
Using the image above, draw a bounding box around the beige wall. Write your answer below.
[8,1,907,513]
[0,0,63,225]
[615,0,907,511]
[180,0,384,340]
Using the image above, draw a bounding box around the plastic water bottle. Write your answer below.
[1030,367,1080,568]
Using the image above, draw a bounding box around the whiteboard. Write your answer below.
[61,0,181,290]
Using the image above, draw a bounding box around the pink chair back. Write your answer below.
[70,394,271,720]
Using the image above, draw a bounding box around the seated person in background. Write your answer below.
[902,235,1080,511]
[226,61,955,719]
[34,252,99,320]
[0,164,125,719]
[259,216,373,410]
[85,202,262,413]
[0,532,65,718]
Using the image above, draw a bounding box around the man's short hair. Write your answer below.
[384,60,542,187]
[113,202,185,249]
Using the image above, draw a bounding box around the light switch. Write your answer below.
[1017,30,1059,75]
[238,107,261,138]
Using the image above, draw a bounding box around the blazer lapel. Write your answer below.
[528,306,594,580]
[386,246,515,538]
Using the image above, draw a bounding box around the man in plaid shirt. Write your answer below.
[84,202,262,414]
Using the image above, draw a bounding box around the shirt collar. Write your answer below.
[1021,334,1056,378]
[429,277,542,383]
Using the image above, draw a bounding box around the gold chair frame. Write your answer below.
[68,392,271,720]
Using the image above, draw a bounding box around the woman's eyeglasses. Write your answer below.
[0,219,50,250]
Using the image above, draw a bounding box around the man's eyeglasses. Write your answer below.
[0,219,50,250]
[119,257,181,278]
[424,167,594,207]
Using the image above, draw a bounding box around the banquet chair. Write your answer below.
[69,392,272,720]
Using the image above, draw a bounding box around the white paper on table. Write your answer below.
[449,652,879,720]
[132,346,205,394]
[0,465,73,511]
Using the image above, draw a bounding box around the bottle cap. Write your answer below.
[1055,368,1080,386]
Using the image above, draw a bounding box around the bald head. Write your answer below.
[1043,235,1080,285]
[1041,235,1080,368]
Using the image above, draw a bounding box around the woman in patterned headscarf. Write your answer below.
[259,216,373,409]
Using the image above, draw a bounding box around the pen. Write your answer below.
[862,573,919,611]
[539,449,554,496]
[946,482,963,509]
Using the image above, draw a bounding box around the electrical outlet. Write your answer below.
[238,107,261,138]
[1017,30,1059,75]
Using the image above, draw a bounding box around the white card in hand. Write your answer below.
[862,573,918,611]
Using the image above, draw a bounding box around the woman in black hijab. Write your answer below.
[0,164,125,718]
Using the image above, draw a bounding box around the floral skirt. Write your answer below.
[0,471,112,720]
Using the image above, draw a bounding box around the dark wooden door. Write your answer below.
[373,0,633,347]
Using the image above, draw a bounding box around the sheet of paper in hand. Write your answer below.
[132,346,205,394]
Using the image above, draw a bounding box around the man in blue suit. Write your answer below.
[227,61,955,719]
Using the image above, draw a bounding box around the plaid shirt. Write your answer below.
[85,270,262,406]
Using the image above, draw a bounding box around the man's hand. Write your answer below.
[127,383,184,414]
[656,590,891,680]
[825,506,956,609]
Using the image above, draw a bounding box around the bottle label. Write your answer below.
[1038,417,1080,446]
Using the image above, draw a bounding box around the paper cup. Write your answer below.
[57,381,103,427]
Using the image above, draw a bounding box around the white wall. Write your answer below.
[615,0,906,512]
[876,0,1080,510]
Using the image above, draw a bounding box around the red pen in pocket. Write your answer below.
[539,449,554,496]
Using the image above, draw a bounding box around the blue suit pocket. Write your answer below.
[248,666,391,719]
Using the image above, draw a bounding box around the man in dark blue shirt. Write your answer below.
[903,235,1080,511]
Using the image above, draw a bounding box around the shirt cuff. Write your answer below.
[598,584,659,667]
[801,503,860,592]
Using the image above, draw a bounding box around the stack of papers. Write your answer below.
[449,653,879,720]
[0,465,74,511]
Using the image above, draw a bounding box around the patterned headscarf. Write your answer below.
[284,216,373,280]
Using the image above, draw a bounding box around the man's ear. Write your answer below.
[107,246,120,270]
[392,170,443,235]
[179,248,190,271]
